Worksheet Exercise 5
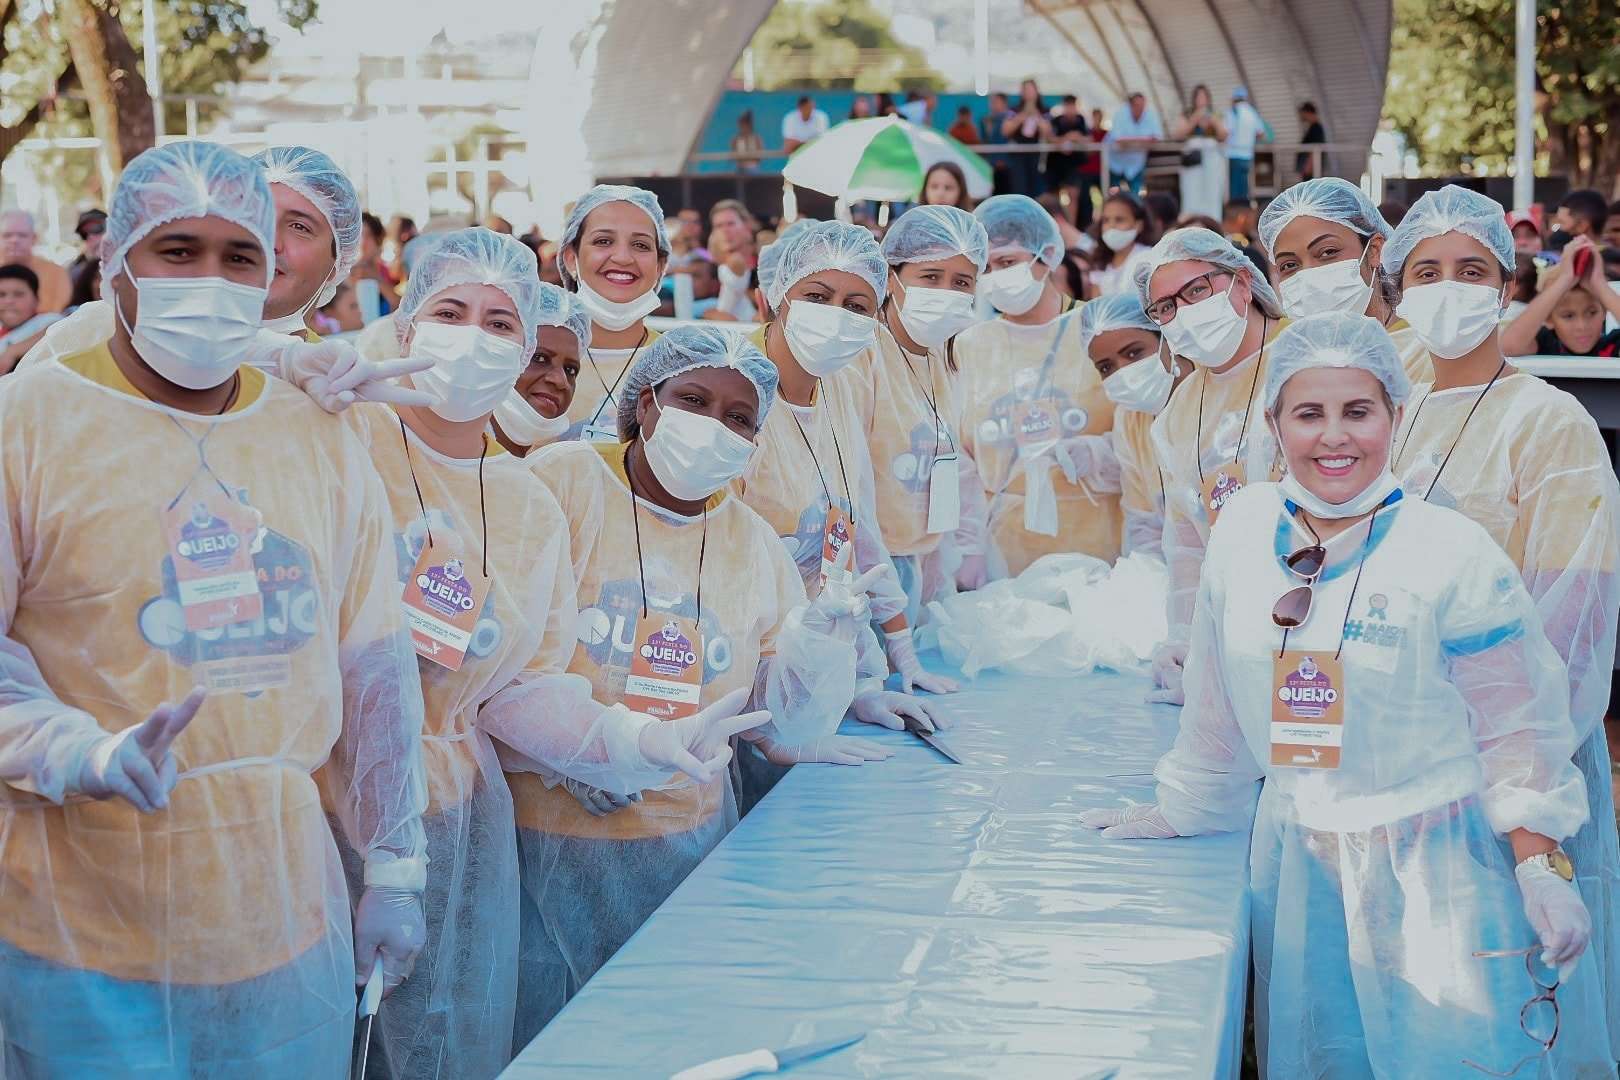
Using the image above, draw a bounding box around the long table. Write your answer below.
[503,664,1254,1078]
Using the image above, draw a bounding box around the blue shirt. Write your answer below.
[1105,105,1164,178]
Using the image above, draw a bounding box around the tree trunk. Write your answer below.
[1594,102,1620,199]
[57,0,153,173]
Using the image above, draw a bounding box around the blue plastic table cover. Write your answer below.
[503,662,1253,1079]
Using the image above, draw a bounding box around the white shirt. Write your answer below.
[1222,103,1269,160]
[1089,244,1152,297]
[782,108,830,146]
[1104,106,1165,178]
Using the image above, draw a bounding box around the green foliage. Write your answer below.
[744,0,944,93]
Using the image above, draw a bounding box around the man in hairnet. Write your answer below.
[0,141,429,1076]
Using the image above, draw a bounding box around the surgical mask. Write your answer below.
[1394,280,1505,360]
[1278,251,1375,319]
[1101,227,1140,252]
[1548,228,1573,251]
[409,321,527,422]
[642,395,757,501]
[117,275,267,390]
[894,283,977,349]
[782,300,877,377]
[574,275,661,333]
[979,260,1046,315]
[1159,276,1248,367]
[1103,355,1176,415]
[261,267,336,336]
[493,386,570,447]
[1279,465,1400,520]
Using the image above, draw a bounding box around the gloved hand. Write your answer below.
[1054,434,1122,493]
[1147,642,1187,705]
[1517,860,1592,980]
[884,626,959,695]
[1078,802,1180,840]
[636,687,770,782]
[561,777,641,817]
[353,886,425,997]
[852,688,953,733]
[954,553,988,592]
[276,338,436,413]
[750,731,892,767]
[803,564,889,639]
[74,687,205,813]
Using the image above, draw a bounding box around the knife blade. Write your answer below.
[669,1032,866,1080]
[352,957,383,1080]
[904,715,962,763]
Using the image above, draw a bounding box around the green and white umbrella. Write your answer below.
[783,115,994,202]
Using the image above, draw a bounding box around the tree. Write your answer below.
[1385,0,1620,194]
[743,0,944,93]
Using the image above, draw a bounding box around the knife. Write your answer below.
[352,957,383,1080]
[904,714,962,763]
[669,1033,866,1080]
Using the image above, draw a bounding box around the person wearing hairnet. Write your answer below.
[0,141,431,1074]
[1258,176,1432,383]
[555,185,669,443]
[954,194,1123,583]
[507,325,880,1042]
[1139,226,1286,704]
[1083,312,1609,1078]
[1383,183,1620,1058]
[490,283,592,456]
[1078,291,1187,557]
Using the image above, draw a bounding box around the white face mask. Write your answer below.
[781,299,878,377]
[1279,249,1375,320]
[409,321,527,422]
[895,282,978,349]
[1279,466,1401,520]
[573,273,661,333]
[1159,275,1249,367]
[1101,227,1140,252]
[1395,280,1505,360]
[642,395,757,501]
[979,260,1047,315]
[1102,354,1176,415]
[492,385,571,448]
[117,275,267,390]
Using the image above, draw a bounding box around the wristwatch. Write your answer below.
[1520,849,1576,882]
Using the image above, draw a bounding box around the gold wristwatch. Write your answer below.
[1520,849,1575,882]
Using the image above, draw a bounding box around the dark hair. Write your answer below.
[1511,253,1540,303]
[797,95,812,107]
[67,258,100,309]
[1222,197,1255,219]
[1377,199,1409,229]
[361,212,385,243]
[1062,94,1078,105]
[1143,192,1180,232]
[1298,101,1318,114]
[0,263,39,297]
[1189,84,1212,109]
[956,105,972,116]
[1560,188,1609,233]
[1093,192,1158,259]
[921,161,974,210]
[1180,214,1223,232]
[395,216,417,232]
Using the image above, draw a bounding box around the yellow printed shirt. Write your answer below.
[1387,320,1433,385]
[561,331,662,442]
[1115,405,1165,557]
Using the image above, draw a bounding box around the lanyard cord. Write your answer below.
[626,442,708,626]
[899,348,954,457]
[397,416,489,578]
[989,317,1077,504]
[1278,502,1382,661]
[164,416,236,509]
[789,407,855,526]
[584,329,650,429]
[1392,360,1507,501]
[1194,318,1269,485]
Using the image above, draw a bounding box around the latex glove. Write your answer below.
[955,553,988,592]
[277,338,436,413]
[1517,861,1592,979]
[74,687,205,813]
[852,688,953,734]
[1078,802,1180,840]
[803,564,889,639]
[884,626,959,695]
[353,885,425,997]
[751,731,892,767]
[1054,434,1122,493]
[636,687,770,783]
[561,777,641,817]
[1146,642,1187,705]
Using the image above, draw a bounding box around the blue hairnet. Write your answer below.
[618,325,779,440]
[973,194,1063,267]
[765,220,887,314]
[534,281,592,355]
[104,141,276,289]
[252,145,362,305]
[557,184,670,288]
[1380,184,1515,279]
[1133,227,1283,319]
[395,227,546,355]
[1258,177,1390,257]
[1263,311,1412,413]
[1078,291,1159,355]
[882,204,989,273]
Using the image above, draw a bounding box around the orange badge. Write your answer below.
[161,490,264,632]
[401,539,492,671]
[1200,460,1247,527]
[1270,651,1345,770]
[622,612,705,721]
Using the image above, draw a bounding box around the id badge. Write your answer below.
[926,453,961,534]
[818,505,856,588]
[1200,460,1247,527]
[161,491,264,632]
[401,539,492,671]
[1011,399,1059,460]
[1270,651,1344,770]
[622,613,704,721]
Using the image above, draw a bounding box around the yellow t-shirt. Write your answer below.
[1114,405,1164,556]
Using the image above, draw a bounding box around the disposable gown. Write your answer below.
[1154,483,1607,1078]
[1388,320,1433,383]
[0,349,428,1078]
[560,333,662,442]
[954,309,1124,575]
[1114,405,1165,558]
[16,298,112,370]
[1394,371,1620,1057]
[511,440,857,1043]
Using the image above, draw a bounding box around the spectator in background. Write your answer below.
[1296,101,1326,179]
[1048,95,1091,225]
[0,263,61,373]
[1088,191,1156,297]
[1507,209,1545,257]
[483,214,514,234]
[1079,108,1107,227]
[65,256,100,313]
[782,95,830,153]
[1036,191,1087,252]
[1503,236,1620,356]
[687,258,726,319]
[874,92,899,118]
[1507,252,1540,318]
[349,210,400,313]
[981,92,1014,193]
[315,280,365,334]
[1222,196,1270,278]
[1174,84,1227,219]
[1604,199,1620,249]
[708,198,760,320]
[848,95,874,120]
[388,214,419,281]
[1221,86,1272,199]
[1105,92,1163,196]
[947,105,980,145]
[67,209,106,292]
[1377,198,1408,229]
[921,161,975,211]
[731,109,765,172]
[1555,187,1609,246]
[1003,79,1052,197]
[898,90,932,125]
[1143,192,1181,238]
[0,210,69,313]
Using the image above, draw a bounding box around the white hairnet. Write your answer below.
[882,204,990,272]
[394,227,546,354]
[764,220,887,313]
[1258,177,1391,257]
[1263,311,1413,413]
[557,184,670,288]
[1380,183,1515,279]
[104,141,276,289]
[1132,227,1283,319]
[617,324,779,440]
[534,281,593,355]
[756,242,785,304]
[1078,291,1159,355]
[973,194,1063,267]
[252,145,362,306]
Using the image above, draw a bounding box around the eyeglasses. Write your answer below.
[1272,543,1326,628]
[1463,947,1559,1076]
[1145,270,1232,325]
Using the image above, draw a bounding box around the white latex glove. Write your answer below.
[1054,434,1122,493]
[1078,802,1180,840]
[954,553,988,592]
[1147,642,1187,705]
[353,885,425,997]
[852,687,953,734]
[561,777,641,817]
[1517,861,1592,979]
[636,687,770,783]
[803,564,889,639]
[277,339,436,413]
[750,731,892,767]
[74,687,205,813]
[884,626,959,695]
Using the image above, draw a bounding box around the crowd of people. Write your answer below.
[0,131,1619,1080]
